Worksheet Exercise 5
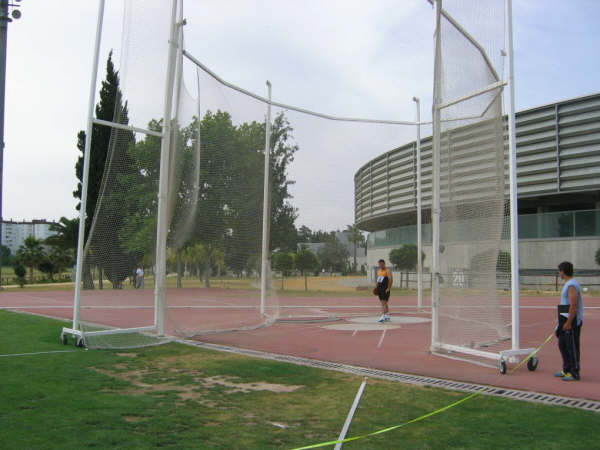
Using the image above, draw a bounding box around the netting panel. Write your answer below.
[435,0,510,350]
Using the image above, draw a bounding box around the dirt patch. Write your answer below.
[116,353,138,358]
[201,376,303,394]
[123,415,144,423]
[93,359,303,406]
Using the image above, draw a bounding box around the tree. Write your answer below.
[16,236,45,284]
[182,243,225,288]
[14,262,26,288]
[1,245,13,266]
[346,224,365,272]
[45,217,79,250]
[297,225,312,243]
[389,245,425,288]
[295,248,318,291]
[389,245,419,272]
[317,238,349,273]
[73,52,135,289]
[272,252,295,289]
[38,258,57,281]
[49,247,74,279]
[74,52,124,237]
[497,250,511,273]
[470,249,510,273]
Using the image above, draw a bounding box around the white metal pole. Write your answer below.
[260,81,272,316]
[167,0,184,226]
[334,378,368,450]
[72,0,105,331]
[413,97,423,310]
[431,0,442,348]
[154,0,179,336]
[505,0,520,351]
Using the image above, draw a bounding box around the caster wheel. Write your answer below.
[75,337,85,348]
[61,333,68,345]
[527,356,539,372]
[499,359,507,375]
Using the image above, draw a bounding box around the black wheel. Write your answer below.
[61,333,68,345]
[499,359,507,375]
[527,356,539,372]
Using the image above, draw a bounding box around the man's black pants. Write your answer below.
[558,323,582,378]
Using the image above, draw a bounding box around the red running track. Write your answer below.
[1,288,598,401]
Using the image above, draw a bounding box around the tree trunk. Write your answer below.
[83,262,94,289]
[281,275,284,290]
[29,265,34,284]
[304,273,308,292]
[204,264,211,288]
[176,251,183,288]
[99,266,103,290]
[353,242,357,273]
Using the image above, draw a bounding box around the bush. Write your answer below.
[470,249,511,273]
[14,262,26,288]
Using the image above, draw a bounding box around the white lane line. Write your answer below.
[377,329,386,349]
[0,350,78,358]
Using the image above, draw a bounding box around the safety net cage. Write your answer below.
[430,0,524,363]
[67,0,425,349]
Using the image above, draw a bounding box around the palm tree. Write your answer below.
[346,224,365,273]
[45,217,79,250]
[49,247,74,279]
[16,236,46,283]
[182,243,225,288]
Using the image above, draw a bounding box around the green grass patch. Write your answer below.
[0,309,598,449]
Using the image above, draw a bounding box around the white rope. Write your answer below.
[183,50,419,126]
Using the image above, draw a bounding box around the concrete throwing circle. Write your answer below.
[322,323,401,331]
[349,315,430,325]
[320,315,430,331]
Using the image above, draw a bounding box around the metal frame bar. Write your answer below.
[437,80,506,111]
[430,0,442,348]
[414,97,423,310]
[70,0,105,334]
[505,0,521,352]
[183,50,418,126]
[154,0,179,336]
[92,118,162,137]
[555,103,561,192]
[426,0,500,82]
[260,81,272,316]
[434,343,535,362]
[84,326,157,337]
[334,378,367,450]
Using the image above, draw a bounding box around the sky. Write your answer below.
[4,0,599,230]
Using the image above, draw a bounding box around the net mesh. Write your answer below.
[435,0,510,352]
[79,0,280,348]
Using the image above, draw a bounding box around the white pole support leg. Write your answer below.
[154,0,179,336]
[334,378,367,450]
[505,0,520,352]
[413,97,423,310]
[260,81,272,316]
[430,0,442,349]
[69,0,105,337]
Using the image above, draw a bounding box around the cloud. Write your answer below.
[4,0,599,230]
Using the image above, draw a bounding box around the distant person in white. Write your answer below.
[135,266,144,289]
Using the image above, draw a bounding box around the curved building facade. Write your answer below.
[355,93,600,282]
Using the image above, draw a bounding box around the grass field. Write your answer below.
[1,310,599,449]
